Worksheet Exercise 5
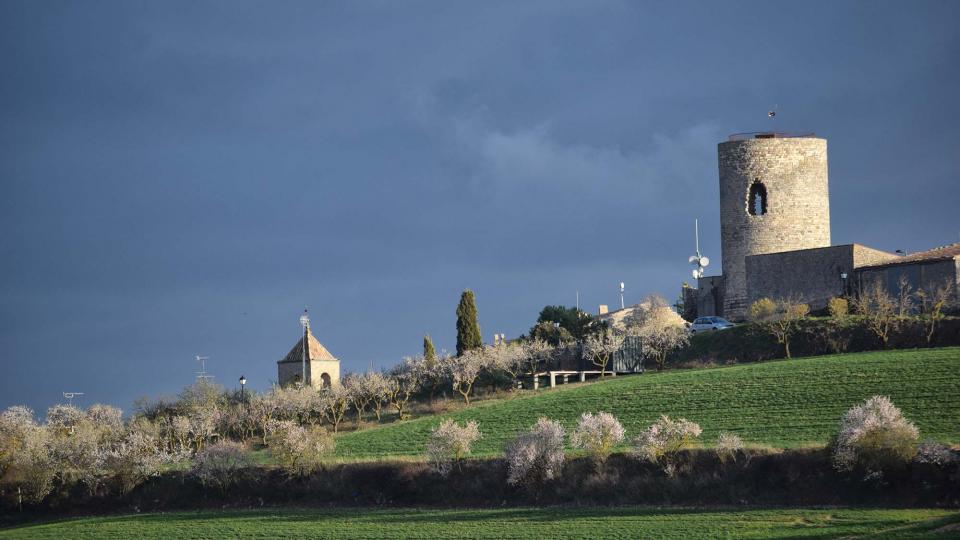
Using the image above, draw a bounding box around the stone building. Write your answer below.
[277,327,341,388]
[688,131,959,320]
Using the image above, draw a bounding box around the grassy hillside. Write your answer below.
[336,348,960,458]
[3,508,957,539]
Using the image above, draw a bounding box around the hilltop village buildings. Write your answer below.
[275,131,960,385]
[684,132,960,321]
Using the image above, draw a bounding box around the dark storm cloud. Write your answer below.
[1,1,958,414]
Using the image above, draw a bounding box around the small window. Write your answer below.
[748,182,767,216]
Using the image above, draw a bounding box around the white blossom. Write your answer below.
[833,395,919,472]
[425,419,481,476]
[505,417,566,485]
[569,412,625,464]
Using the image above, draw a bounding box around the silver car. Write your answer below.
[689,316,735,333]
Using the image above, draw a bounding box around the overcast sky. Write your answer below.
[1,1,958,415]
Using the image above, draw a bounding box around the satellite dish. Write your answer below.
[688,219,710,281]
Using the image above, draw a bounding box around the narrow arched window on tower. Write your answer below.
[748,182,767,216]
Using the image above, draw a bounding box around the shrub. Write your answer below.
[569,412,625,465]
[633,415,702,476]
[6,425,55,504]
[828,297,849,319]
[913,440,955,467]
[714,432,744,464]
[103,429,168,495]
[425,419,481,476]
[833,395,919,473]
[191,440,252,492]
[267,421,334,476]
[505,418,565,486]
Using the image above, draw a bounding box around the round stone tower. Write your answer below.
[718,134,830,320]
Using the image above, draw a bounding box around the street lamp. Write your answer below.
[239,375,246,401]
[840,271,849,298]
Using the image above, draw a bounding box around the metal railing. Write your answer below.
[727,131,816,141]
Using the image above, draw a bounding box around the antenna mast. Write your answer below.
[195,355,213,382]
[688,219,711,280]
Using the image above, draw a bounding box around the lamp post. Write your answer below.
[239,375,246,401]
[840,271,848,298]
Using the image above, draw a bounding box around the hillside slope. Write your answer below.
[336,348,960,458]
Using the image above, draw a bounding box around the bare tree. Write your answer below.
[748,297,809,358]
[896,275,915,319]
[582,327,626,377]
[851,280,897,348]
[916,278,956,345]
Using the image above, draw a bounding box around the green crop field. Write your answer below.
[2,507,957,539]
[336,348,960,458]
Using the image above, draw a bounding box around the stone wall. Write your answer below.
[746,245,853,311]
[278,359,341,388]
[745,243,901,312]
[694,275,724,318]
[718,136,830,320]
[855,258,960,310]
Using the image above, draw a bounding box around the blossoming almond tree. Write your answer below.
[425,419,481,476]
[833,395,919,473]
[582,328,626,377]
[505,417,566,486]
[633,415,702,476]
[570,412,625,465]
[446,350,485,405]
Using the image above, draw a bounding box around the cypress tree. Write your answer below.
[456,289,482,356]
[423,334,437,362]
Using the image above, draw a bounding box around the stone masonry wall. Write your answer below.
[746,245,852,311]
[719,137,830,320]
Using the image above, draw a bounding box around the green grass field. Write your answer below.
[2,507,957,539]
[336,348,960,458]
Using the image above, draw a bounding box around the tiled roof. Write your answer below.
[278,329,338,364]
[859,242,960,269]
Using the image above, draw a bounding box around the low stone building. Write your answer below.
[277,327,341,389]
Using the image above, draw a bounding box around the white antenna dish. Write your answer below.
[688,219,711,280]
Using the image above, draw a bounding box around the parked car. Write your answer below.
[689,316,735,333]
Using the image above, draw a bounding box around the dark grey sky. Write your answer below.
[2,1,958,414]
